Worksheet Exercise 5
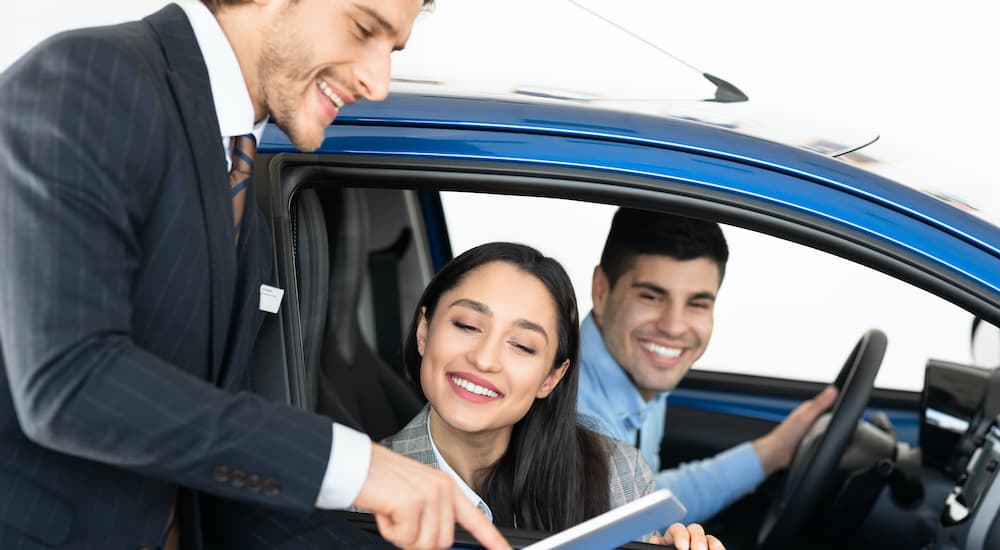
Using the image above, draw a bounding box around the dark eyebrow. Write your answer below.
[631,281,667,296]
[632,281,716,303]
[448,298,549,342]
[355,4,408,51]
[450,298,490,315]
[689,291,717,302]
[515,319,549,342]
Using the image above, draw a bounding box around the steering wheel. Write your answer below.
[756,329,887,549]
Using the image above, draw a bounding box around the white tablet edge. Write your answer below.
[521,489,686,550]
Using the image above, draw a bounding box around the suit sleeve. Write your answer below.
[0,32,335,514]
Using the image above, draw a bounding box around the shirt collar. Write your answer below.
[580,312,669,430]
[178,0,265,144]
[425,413,494,523]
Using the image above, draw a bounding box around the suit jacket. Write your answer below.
[0,5,337,548]
[382,406,656,538]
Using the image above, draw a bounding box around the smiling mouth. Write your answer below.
[639,340,683,359]
[449,374,502,398]
[316,78,345,108]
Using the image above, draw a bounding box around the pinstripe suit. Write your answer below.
[0,5,354,549]
[382,406,657,541]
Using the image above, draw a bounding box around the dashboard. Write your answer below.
[923,360,1000,548]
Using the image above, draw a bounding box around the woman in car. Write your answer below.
[385,241,724,548]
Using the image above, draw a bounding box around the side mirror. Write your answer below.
[971,318,1000,368]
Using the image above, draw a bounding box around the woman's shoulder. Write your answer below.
[599,433,656,508]
[601,434,646,470]
[381,405,437,465]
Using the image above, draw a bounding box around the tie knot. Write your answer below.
[230,133,257,176]
[229,133,257,245]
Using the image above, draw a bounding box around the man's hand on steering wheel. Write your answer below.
[752,386,839,475]
[756,329,887,549]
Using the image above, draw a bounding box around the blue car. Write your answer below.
[248,89,1000,549]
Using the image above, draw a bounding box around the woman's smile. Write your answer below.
[447,372,504,402]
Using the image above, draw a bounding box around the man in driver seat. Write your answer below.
[577,207,838,523]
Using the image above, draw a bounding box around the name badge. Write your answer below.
[259,284,285,314]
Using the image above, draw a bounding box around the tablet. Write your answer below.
[521,489,686,550]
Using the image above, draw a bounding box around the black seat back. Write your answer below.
[294,187,422,440]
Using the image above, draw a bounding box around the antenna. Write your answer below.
[568,0,749,103]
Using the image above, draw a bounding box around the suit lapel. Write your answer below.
[220,198,270,389]
[145,4,236,383]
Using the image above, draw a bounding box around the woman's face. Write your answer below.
[417,261,569,435]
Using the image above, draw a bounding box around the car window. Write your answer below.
[441,191,976,391]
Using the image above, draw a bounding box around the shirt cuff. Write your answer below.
[314,423,372,509]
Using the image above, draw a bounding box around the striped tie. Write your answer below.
[229,133,256,244]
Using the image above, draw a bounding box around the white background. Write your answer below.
[5,0,1000,219]
[5,0,998,390]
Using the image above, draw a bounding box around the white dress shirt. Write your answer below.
[178,0,372,510]
[426,413,494,522]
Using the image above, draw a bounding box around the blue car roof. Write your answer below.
[260,92,1000,262]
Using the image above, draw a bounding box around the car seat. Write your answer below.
[293,187,423,441]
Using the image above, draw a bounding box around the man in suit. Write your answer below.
[577,208,838,524]
[0,1,509,549]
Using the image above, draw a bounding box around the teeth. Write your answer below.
[450,375,500,398]
[317,79,345,108]
[640,341,683,359]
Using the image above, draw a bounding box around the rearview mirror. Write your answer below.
[971,318,1000,368]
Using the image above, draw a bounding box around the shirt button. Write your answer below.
[212,465,231,483]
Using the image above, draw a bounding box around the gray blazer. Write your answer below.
[0,5,347,549]
[382,406,657,539]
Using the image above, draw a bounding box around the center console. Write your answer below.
[925,361,1000,549]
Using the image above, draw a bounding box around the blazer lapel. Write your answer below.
[384,406,439,467]
[145,4,236,382]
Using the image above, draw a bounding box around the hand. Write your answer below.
[649,522,725,550]
[752,385,838,475]
[353,444,511,550]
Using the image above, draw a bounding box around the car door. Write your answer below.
[250,92,1000,548]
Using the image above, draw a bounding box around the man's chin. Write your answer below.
[277,120,325,152]
[636,368,686,395]
[288,131,323,153]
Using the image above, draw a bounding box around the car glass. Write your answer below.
[441,191,977,391]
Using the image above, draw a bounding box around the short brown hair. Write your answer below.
[200,0,434,13]
[199,0,250,12]
[599,208,729,287]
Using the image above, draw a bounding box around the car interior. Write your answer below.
[248,154,1000,549]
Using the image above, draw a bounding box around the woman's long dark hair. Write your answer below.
[402,242,611,531]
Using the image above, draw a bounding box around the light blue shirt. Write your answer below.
[577,313,765,523]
